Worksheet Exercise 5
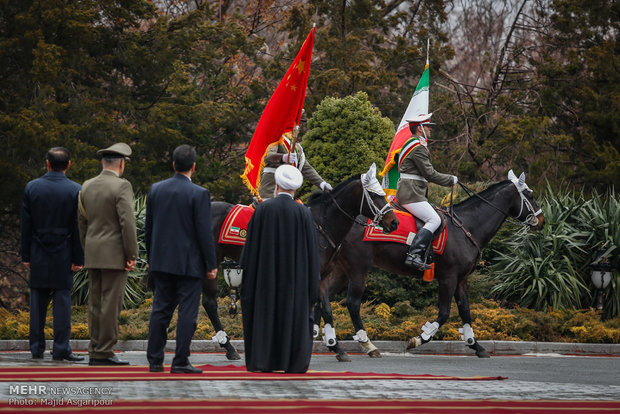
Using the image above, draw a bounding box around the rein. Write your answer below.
[313,181,393,262]
[445,181,541,256]
[457,182,540,226]
[325,184,392,228]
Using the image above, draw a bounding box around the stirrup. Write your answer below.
[404,253,431,270]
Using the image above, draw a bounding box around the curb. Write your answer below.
[1,340,618,356]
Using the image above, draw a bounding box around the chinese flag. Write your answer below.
[241,28,315,196]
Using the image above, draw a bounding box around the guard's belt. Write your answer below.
[263,167,277,173]
[400,173,427,182]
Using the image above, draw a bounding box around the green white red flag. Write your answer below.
[379,61,429,199]
[241,28,315,196]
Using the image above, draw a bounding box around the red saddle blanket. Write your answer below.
[363,209,448,255]
[218,204,254,245]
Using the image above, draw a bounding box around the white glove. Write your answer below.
[282,153,298,165]
[453,176,458,185]
[320,181,333,191]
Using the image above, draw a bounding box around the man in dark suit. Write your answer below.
[145,145,218,374]
[21,147,84,362]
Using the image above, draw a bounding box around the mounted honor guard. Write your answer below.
[396,113,457,271]
[258,123,333,200]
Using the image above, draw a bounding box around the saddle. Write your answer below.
[362,200,449,282]
[391,200,448,238]
[362,201,449,255]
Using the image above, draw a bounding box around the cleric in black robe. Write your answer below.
[240,164,320,373]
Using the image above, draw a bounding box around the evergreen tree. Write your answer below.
[271,0,453,122]
[300,91,394,195]
[533,0,620,189]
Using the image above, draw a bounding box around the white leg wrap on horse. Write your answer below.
[211,330,228,345]
[360,339,378,353]
[322,324,337,347]
[353,329,369,343]
[459,323,475,345]
[313,324,320,339]
[421,321,439,341]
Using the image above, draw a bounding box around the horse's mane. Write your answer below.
[306,175,359,207]
[453,180,511,209]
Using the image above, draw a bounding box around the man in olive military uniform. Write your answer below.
[258,131,332,199]
[78,143,138,365]
[396,114,457,270]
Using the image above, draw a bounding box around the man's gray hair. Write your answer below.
[102,158,122,168]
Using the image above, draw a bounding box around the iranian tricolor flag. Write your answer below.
[379,61,429,199]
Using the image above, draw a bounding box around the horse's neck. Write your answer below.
[312,183,361,246]
[452,184,515,248]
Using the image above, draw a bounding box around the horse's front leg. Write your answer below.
[318,278,351,362]
[201,276,241,360]
[407,277,454,350]
[312,301,321,339]
[454,278,490,358]
[346,274,380,358]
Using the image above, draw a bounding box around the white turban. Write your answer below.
[275,164,303,190]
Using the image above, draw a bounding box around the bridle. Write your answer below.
[323,180,393,228]
[314,178,393,255]
[445,180,541,259]
[455,181,541,227]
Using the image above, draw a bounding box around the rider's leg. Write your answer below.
[402,202,440,270]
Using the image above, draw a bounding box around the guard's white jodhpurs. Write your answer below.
[403,201,441,233]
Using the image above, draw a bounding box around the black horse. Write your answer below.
[201,164,399,360]
[317,170,545,361]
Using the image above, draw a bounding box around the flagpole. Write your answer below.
[426,38,430,65]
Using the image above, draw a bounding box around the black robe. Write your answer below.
[240,193,320,373]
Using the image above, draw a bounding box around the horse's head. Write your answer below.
[507,170,544,230]
[359,164,399,233]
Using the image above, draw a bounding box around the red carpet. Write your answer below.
[0,364,506,382]
[1,398,619,413]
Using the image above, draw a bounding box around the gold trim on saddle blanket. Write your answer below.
[363,210,448,255]
[218,204,254,246]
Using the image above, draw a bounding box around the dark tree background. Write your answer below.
[1,0,618,310]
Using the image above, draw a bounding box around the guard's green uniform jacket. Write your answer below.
[258,142,324,199]
[78,170,138,268]
[396,137,453,204]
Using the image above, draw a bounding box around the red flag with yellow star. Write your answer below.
[241,28,315,196]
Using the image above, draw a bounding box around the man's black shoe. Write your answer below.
[89,355,130,366]
[53,353,85,362]
[32,354,43,360]
[149,364,164,372]
[170,363,202,374]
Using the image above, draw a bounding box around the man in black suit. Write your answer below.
[145,145,218,374]
[21,147,85,362]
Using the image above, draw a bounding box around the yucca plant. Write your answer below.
[488,185,591,310]
[488,185,619,316]
[72,195,149,309]
[576,188,620,318]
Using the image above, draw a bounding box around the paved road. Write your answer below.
[1,350,619,402]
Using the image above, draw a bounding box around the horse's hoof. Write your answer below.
[368,349,382,358]
[336,353,352,362]
[226,349,241,360]
[406,336,422,350]
[476,349,490,358]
